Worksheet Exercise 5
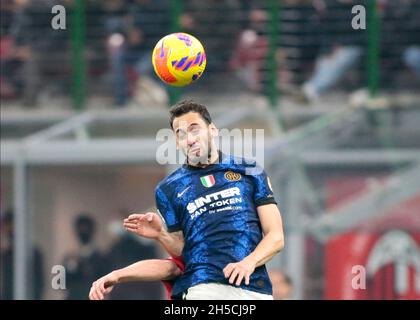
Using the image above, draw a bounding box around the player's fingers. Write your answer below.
[124,218,139,225]
[229,268,239,284]
[98,279,106,293]
[139,213,152,222]
[124,226,137,233]
[127,214,143,221]
[125,220,136,225]
[245,273,250,285]
[124,223,141,231]
[90,282,97,298]
[235,271,245,286]
[90,284,99,300]
[91,289,99,300]
[223,264,234,278]
[123,222,139,229]
[104,285,113,295]
[93,290,102,300]
[94,282,104,300]
[89,290,97,300]
[127,213,142,219]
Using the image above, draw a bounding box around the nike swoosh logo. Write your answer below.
[177,186,191,198]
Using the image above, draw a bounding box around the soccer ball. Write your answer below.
[152,33,206,87]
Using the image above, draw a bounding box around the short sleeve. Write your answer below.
[251,165,277,207]
[155,186,181,232]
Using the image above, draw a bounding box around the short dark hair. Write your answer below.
[169,100,212,129]
[74,213,95,229]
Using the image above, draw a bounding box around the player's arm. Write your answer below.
[157,229,184,258]
[124,212,185,258]
[114,258,182,282]
[89,259,182,300]
[248,203,284,266]
[223,204,284,286]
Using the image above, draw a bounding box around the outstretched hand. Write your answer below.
[89,272,118,300]
[123,212,163,239]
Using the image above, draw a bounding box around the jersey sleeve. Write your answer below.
[251,164,277,207]
[166,256,185,273]
[155,185,181,232]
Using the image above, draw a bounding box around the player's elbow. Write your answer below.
[162,262,182,281]
[169,263,183,278]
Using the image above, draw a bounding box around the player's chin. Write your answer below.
[187,155,200,165]
[188,153,208,164]
[187,149,201,160]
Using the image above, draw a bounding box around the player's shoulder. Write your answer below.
[223,153,264,173]
[155,165,188,193]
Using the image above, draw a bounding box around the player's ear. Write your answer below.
[209,123,218,137]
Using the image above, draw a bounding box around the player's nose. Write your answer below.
[187,134,197,146]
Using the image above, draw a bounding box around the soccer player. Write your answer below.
[124,100,285,300]
[88,257,185,300]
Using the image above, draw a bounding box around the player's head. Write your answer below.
[269,270,293,300]
[74,213,96,245]
[169,100,218,165]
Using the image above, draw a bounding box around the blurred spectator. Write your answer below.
[1,0,22,99]
[300,0,365,102]
[102,0,128,35]
[279,0,322,91]
[106,0,170,106]
[0,209,44,300]
[0,0,15,34]
[84,0,108,77]
[62,213,105,300]
[269,270,293,300]
[404,46,420,79]
[11,0,70,106]
[229,6,269,92]
[181,0,242,77]
[381,0,420,83]
[229,0,321,92]
[298,0,420,102]
[104,210,161,299]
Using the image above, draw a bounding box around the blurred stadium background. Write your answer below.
[1,0,419,300]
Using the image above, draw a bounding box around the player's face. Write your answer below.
[173,112,217,164]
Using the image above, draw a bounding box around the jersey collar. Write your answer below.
[183,150,228,170]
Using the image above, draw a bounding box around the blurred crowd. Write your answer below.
[0,209,162,300]
[1,209,293,300]
[0,0,419,107]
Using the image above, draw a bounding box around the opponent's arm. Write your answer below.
[89,259,182,300]
[223,204,284,286]
[124,212,185,257]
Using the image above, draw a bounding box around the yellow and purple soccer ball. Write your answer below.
[152,33,206,87]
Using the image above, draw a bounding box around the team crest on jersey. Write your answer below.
[224,171,241,181]
[200,174,215,188]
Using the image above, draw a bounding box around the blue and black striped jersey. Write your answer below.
[155,152,277,299]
